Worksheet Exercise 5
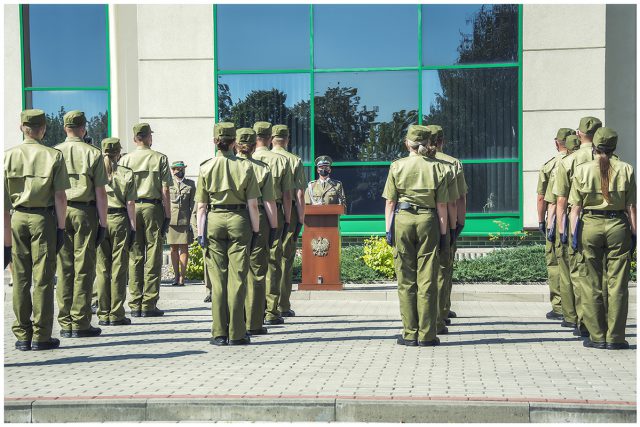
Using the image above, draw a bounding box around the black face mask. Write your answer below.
[318,169,330,177]
[175,171,185,179]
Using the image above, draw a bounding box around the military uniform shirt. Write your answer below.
[106,165,137,209]
[434,153,460,203]
[568,159,636,210]
[542,153,567,205]
[237,153,276,204]
[553,143,594,198]
[55,136,109,202]
[382,153,449,207]
[252,147,294,203]
[4,138,70,208]
[537,155,561,196]
[195,150,261,205]
[169,177,196,225]
[304,178,346,205]
[435,151,467,197]
[271,146,306,190]
[119,145,172,200]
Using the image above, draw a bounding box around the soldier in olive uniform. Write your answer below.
[235,128,278,335]
[305,156,347,206]
[382,125,450,347]
[554,117,603,337]
[544,133,580,328]
[119,123,173,317]
[5,109,70,351]
[168,161,196,286]
[252,122,294,325]
[195,123,261,346]
[55,111,109,338]
[569,127,636,350]
[96,138,137,326]
[537,128,576,321]
[271,125,306,318]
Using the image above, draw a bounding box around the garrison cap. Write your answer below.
[63,110,87,128]
[578,116,602,135]
[593,127,618,152]
[133,122,153,137]
[555,128,575,142]
[564,135,580,151]
[214,122,236,139]
[101,137,121,153]
[253,121,272,137]
[171,160,186,168]
[406,124,430,144]
[315,155,333,167]
[426,125,444,140]
[272,124,289,138]
[21,109,46,127]
[236,128,257,145]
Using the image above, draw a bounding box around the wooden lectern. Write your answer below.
[299,204,344,290]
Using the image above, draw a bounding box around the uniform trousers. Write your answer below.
[96,212,129,322]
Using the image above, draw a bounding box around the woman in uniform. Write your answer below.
[235,128,278,336]
[195,122,261,346]
[167,161,196,286]
[382,125,450,347]
[96,138,137,326]
[569,127,636,350]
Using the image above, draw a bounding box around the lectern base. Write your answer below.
[298,283,344,291]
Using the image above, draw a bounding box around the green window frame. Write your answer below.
[19,4,112,141]
[213,4,523,236]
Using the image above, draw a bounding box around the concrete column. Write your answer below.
[4,4,23,148]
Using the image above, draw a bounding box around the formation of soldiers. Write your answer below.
[4,109,634,351]
[537,117,636,350]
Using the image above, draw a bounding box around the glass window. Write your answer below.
[22,5,108,87]
[464,162,519,213]
[217,73,311,161]
[314,5,418,69]
[422,68,518,160]
[422,4,518,66]
[216,5,310,71]
[314,71,418,162]
[25,90,109,147]
[329,166,389,215]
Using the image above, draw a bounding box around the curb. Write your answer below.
[5,397,636,423]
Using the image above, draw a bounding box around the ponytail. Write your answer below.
[597,150,612,203]
[215,138,234,152]
[103,151,119,180]
[418,144,437,158]
[236,142,253,156]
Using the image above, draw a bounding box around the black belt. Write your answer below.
[14,205,53,213]
[107,207,127,214]
[68,201,96,207]
[209,204,246,211]
[135,198,161,205]
[584,209,626,218]
[396,202,435,212]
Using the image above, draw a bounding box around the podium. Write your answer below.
[299,204,344,290]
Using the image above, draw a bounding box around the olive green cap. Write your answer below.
[101,137,121,153]
[593,127,618,151]
[564,135,580,151]
[236,128,256,145]
[21,109,46,127]
[406,124,430,143]
[253,121,272,137]
[578,116,602,135]
[555,128,575,142]
[214,122,236,139]
[315,155,333,166]
[133,122,154,137]
[171,161,186,168]
[63,110,86,128]
[272,124,289,138]
[426,125,444,140]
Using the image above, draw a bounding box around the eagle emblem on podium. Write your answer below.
[311,237,330,257]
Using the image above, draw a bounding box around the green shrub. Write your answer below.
[185,242,204,280]
[341,245,383,282]
[362,237,395,279]
[453,244,547,283]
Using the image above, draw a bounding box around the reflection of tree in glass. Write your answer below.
[457,4,518,64]
[42,106,108,148]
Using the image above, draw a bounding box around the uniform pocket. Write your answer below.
[575,251,588,277]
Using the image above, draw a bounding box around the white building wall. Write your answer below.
[4,4,23,147]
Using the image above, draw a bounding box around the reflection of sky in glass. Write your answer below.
[219,74,309,108]
[422,5,482,65]
[26,5,107,87]
[29,91,109,119]
[315,71,418,122]
[217,5,309,70]
[314,5,417,69]
[422,71,444,115]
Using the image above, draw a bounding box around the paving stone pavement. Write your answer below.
[3,283,637,404]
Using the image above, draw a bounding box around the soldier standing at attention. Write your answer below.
[235,128,278,335]
[569,127,636,350]
[95,138,137,326]
[56,111,109,339]
[271,125,306,318]
[304,156,346,206]
[554,116,603,338]
[537,128,576,321]
[252,122,294,325]
[168,161,196,286]
[544,132,579,328]
[119,123,172,318]
[195,123,261,346]
[5,109,70,350]
[382,125,450,347]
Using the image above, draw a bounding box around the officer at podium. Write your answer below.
[304,156,346,206]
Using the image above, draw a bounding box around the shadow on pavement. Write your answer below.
[251,335,581,346]
[4,350,206,368]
